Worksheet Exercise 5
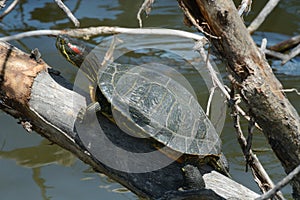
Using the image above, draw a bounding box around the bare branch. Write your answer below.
[0,30,62,41]
[0,0,6,9]
[260,38,267,51]
[206,86,216,116]
[256,164,300,200]
[238,0,252,17]
[137,0,155,28]
[194,41,262,131]
[54,0,80,27]
[264,41,300,64]
[263,48,289,60]
[0,26,260,130]
[231,99,284,199]
[0,27,206,42]
[247,0,280,34]
[0,0,19,20]
[282,88,300,96]
[282,43,300,65]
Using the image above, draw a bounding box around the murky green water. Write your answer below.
[0,0,299,199]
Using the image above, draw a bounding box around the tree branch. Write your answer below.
[0,27,205,42]
[247,0,280,34]
[178,0,300,198]
[0,0,19,20]
[137,0,155,28]
[54,0,80,27]
[256,164,300,200]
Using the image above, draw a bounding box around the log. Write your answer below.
[0,42,261,199]
[178,0,300,198]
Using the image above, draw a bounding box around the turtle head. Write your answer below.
[56,35,87,67]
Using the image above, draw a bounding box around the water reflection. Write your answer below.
[32,167,51,200]
[30,2,69,23]
[0,139,75,200]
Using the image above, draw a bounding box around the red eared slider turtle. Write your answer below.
[56,35,229,177]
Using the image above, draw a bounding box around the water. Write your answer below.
[0,0,299,199]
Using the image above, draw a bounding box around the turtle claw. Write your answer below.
[77,102,101,123]
[77,108,87,123]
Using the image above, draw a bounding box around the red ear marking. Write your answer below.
[67,43,82,55]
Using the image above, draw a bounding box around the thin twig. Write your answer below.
[282,88,300,95]
[137,0,154,28]
[195,41,273,193]
[195,42,229,99]
[256,164,300,200]
[194,37,262,132]
[263,48,289,60]
[245,116,254,171]
[260,38,267,51]
[247,0,280,34]
[231,99,285,199]
[0,27,206,42]
[206,86,216,116]
[260,38,291,61]
[0,0,6,9]
[0,0,19,20]
[54,0,80,27]
[227,75,262,131]
[238,0,252,17]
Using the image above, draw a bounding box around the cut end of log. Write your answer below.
[0,42,48,106]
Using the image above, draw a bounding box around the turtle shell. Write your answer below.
[96,63,221,157]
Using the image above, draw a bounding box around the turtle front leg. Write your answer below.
[77,83,101,122]
[159,165,223,199]
[182,164,205,190]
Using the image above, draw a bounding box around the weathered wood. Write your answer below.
[178,0,300,198]
[203,171,259,199]
[0,41,260,199]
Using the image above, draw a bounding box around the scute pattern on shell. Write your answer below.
[98,63,221,156]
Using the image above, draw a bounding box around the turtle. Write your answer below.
[55,35,229,179]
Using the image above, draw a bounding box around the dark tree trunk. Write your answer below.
[178,0,300,198]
